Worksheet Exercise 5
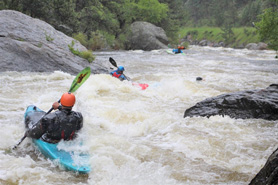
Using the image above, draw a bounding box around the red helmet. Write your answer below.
[60,92,75,107]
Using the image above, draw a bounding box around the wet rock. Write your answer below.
[184,84,278,121]
[127,21,169,51]
[245,43,258,50]
[257,42,268,50]
[196,77,203,81]
[245,42,268,50]
[249,148,278,185]
[199,40,208,46]
[0,10,108,75]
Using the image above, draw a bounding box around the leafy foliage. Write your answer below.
[1,0,277,50]
[68,40,95,63]
[133,0,168,24]
[255,2,278,52]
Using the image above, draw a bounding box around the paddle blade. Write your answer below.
[109,57,118,68]
[69,67,91,93]
[132,82,149,90]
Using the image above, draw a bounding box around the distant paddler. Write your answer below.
[110,65,127,81]
[172,46,185,54]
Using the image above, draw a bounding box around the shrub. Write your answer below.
[68,40,95,63]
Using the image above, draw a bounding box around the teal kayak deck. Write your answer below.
[24,105,91,174]
[167,49,185,55]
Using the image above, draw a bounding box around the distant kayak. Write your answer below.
[167,49,185,55]
[24,105,91,174]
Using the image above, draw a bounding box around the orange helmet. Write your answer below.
[60,92,76,107]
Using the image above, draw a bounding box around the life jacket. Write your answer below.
[112,71,121,78]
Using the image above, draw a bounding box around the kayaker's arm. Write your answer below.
[119,74,127,81]
[26,121,45,139]
[74,112,83,131]
[26,112,56,139]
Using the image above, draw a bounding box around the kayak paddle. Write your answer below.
[12,67,91,150]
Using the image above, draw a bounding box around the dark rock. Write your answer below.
[249,147,278,185]
[0,10,108,75]
[199,40,207,46]
[184,84,278,121]
[127,21,169,51]
[257,42,268,50]
[196,77,203,81]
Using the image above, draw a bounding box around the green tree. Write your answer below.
[48,0,79,34]
[1,0,22,11]
[133,0,168,24]
[256,1,278,56]
[103,0,137,38]
[78,1,119,39]
[210,0,225,26]
[20,0,50,18]
[240,0,262,26]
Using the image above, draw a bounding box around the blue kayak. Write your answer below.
[24,105,91,174]
[167,49,185,55]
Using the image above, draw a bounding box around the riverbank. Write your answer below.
[177,26,268,50]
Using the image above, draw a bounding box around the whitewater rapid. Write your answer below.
[0,46,278,185]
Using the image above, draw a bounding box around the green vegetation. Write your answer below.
[44,32,54,42]
[15,37,26,41]
[1,0,277,51]
[37,42,43,48]
[255,0,278,56]
[178,27,259,48]
[68,41,95,63]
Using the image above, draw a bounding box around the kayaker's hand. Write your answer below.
[52,102,60,110]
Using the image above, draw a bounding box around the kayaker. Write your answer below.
[26,92,83,143]
[110,66,127,81]
[172,46,185,54]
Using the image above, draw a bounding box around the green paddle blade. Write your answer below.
[69,67,91,93]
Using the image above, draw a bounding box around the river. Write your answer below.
[1,46,278,185]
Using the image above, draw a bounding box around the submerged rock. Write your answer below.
[0,10,108,75]
[184,84,278,121]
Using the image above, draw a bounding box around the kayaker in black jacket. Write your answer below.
[26,92,83,143]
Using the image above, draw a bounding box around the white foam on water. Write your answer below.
[1,46,278,185]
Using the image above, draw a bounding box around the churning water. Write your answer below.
[1,46,278,185]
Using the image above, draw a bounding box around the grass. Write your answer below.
[177,26,260,48]
[68,40,95,63]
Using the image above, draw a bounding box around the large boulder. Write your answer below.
[126,21,169,51]
[183,84,278,184]
[184,84,278,121]
[249,148,278,185]
[0,10,108,74]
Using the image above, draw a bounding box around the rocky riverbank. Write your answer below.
[180,35,268,50]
